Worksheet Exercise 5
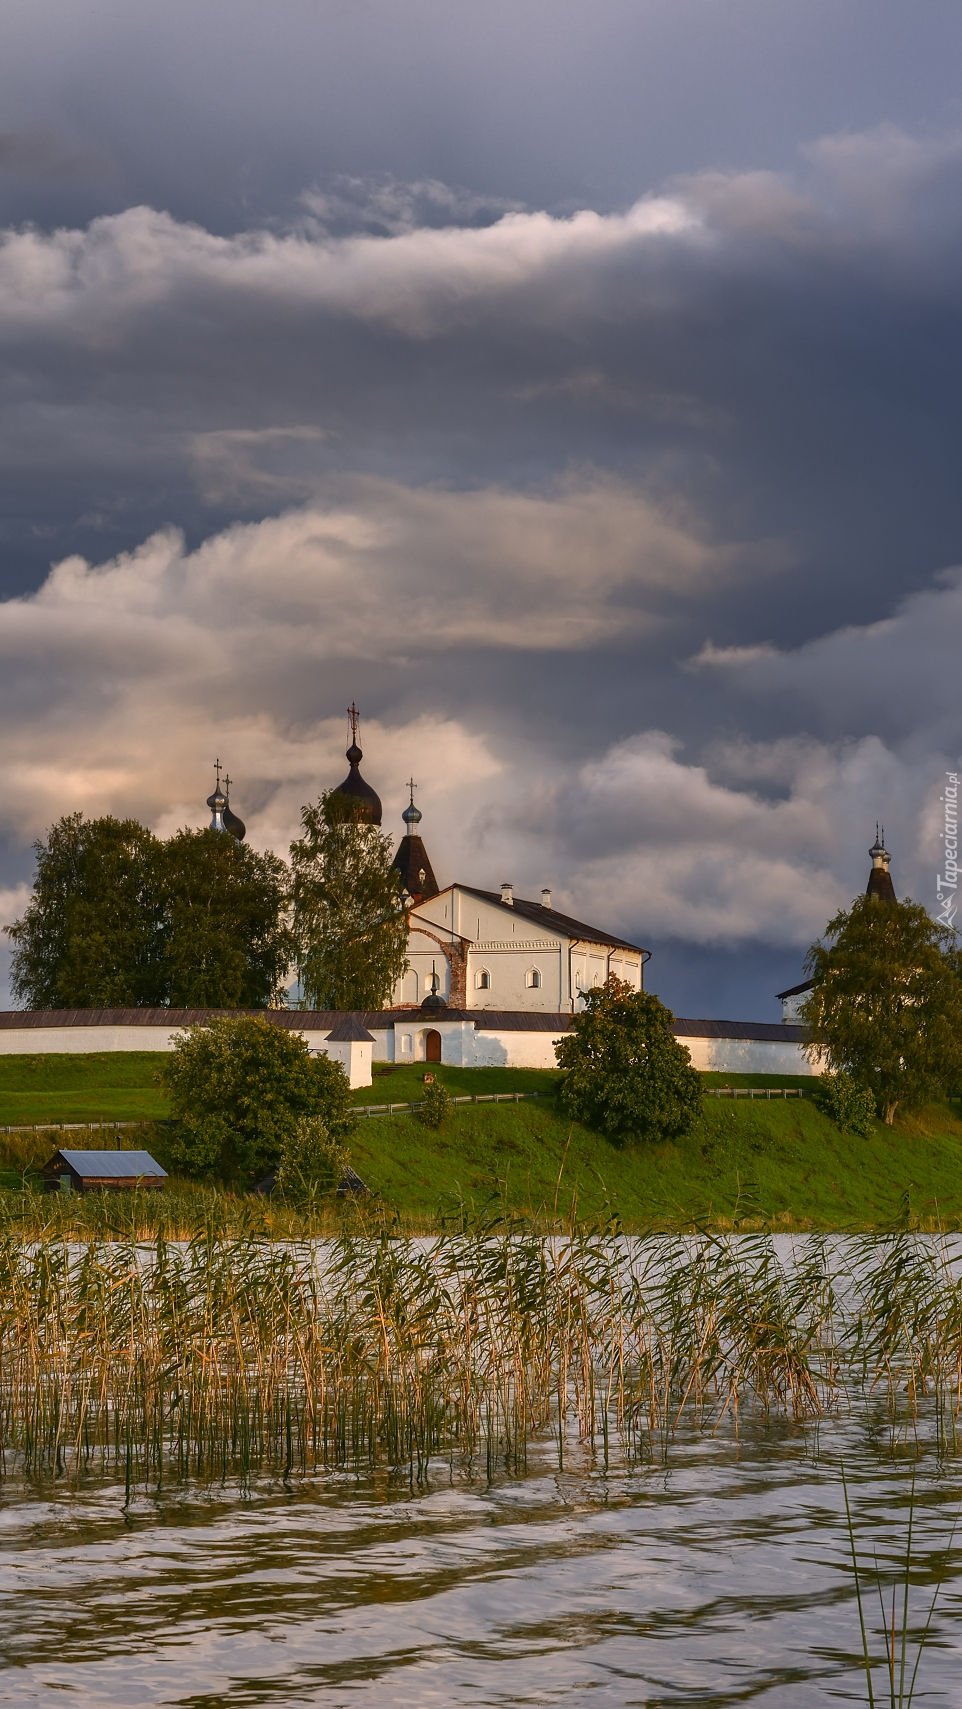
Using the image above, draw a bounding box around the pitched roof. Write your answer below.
[325,1013,376,1043]
[775,980,814,1001]
[45,1150,167,1179]
[420,885,647,954]
[391,833,439,900]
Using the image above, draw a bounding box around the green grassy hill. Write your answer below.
[350,1068,962,1230]
[0,1052,169,1127]
[0,1053,959,1229]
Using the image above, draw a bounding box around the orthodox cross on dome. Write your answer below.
[347,702,360,746]
[402,778,422,835]
[213,758,222,788]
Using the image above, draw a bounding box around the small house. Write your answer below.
[41,1149,167,1195]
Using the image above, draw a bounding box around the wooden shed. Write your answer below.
[41,1149,167,1194]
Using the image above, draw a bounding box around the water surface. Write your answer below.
[2,1421,960,1707]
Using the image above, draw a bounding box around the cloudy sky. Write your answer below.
[0,0,960,1015]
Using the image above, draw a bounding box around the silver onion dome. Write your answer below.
[207,775,227,832]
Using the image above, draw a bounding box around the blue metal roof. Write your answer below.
[52,1150,167,1178]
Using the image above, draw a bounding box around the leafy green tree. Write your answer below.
[811,1072,877,1139]
[7,816,294,1011]
[157,1014,358,1182]
[159,828,294,1008]
[801,894,962,1125]
[555,976,703,1144]
[7,814,165,1007]
[290,789,408,1009]
[275,1115,348,1203]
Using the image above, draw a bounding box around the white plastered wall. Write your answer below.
[677,1035,816,1075]
[0,1023,370,1082]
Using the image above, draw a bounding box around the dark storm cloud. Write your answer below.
[1,0,961,1011]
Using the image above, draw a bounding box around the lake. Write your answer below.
[2,1231,962,1704]
[2,1416,960,1705]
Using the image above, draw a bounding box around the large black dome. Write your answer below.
[332,742,382,825]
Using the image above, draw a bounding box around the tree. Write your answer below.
[159,829,294,1008]
[290,789,408,1010]
[555,976,703,1144]
[7,815,294,1011]
[157,1014,358,1183]
[800,894,962,1125]
[7,814,165,1007]
[811,1072,877,1139]
[275,1115,349,1203]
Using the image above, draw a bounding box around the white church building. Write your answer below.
[396,882,646,1013]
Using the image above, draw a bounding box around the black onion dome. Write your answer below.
[333,742,382,824]
[223,805,246,841]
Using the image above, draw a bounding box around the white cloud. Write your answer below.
[0,473,742,853]
[0,194,695,344]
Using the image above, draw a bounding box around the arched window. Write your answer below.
[475,968,491,990]
[525,968,542,989]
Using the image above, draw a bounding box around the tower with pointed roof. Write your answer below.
[391,780,439,905]
[776,826,899,1019]
[866,825,896,904]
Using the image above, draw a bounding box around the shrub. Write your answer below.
[275,1115,348,1203]
[555,977,702,1145]
[812,1072,877,1139]
[417,1077,452,1130]
[157,1015,358,1185]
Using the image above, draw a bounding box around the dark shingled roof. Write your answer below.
[0,1007,808,1042]
[392,833,439,901]
[672,1018,808,1044]
[0,1008,393,1030]
[422,885,647,955]
[867,865,897,904]
[325,1014,375,1043]
[45,1149,167,1179]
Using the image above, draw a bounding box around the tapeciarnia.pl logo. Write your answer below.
[937,771,959,927]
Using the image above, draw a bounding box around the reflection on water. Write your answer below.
[1,1421,960,1706]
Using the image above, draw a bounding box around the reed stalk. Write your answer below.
[0,1229,961,1490]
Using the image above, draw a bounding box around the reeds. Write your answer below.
[3,1228,962,1492]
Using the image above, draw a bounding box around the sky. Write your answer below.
[0,0,960,1016]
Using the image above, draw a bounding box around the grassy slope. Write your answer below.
[0,1055,960,1229]
[0,1053,169,1125]
[352,1065,962,1230]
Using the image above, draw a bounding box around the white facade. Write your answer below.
[394,884,645,1013]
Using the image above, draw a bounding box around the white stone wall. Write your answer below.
[677,1035,816,1076]
[469,1028,564,1069]
[0,1018,813,1082]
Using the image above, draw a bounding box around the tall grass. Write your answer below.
[4,1227,962,1492]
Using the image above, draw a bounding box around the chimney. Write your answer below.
[500,882,514,906]
[541,888,551,909]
